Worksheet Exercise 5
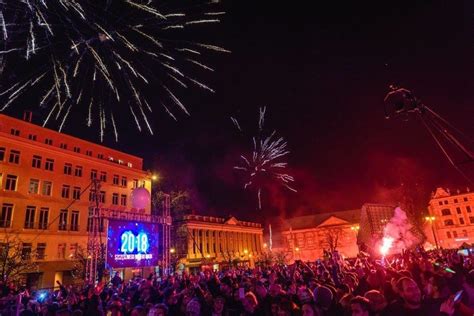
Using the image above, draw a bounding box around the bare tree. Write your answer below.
[0,232,38,284]
[318,227,346,252]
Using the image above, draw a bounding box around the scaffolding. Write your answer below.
[86,182,172,283]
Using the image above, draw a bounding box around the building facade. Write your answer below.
[0,114,151,288]
[427,187,474,249]
[173,215,264,269]
[281,209,361,262]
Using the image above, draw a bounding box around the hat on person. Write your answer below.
[313,285,333,310]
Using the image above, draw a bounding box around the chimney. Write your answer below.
[23,111,32,122]
[468,187,471,193]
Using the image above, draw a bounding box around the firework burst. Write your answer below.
[233,106,296,209]
[0,0,229,141]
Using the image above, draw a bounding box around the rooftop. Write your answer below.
[282,209,360,231]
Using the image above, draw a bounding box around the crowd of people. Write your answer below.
[3,247,474,316]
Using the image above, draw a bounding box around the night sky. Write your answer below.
[5,1,474,226]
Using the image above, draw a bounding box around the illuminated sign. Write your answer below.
[107,220,160,268]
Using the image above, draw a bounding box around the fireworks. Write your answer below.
[0,0,229,140]
[233,107,297,209]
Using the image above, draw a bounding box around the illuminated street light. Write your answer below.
[151,174,159,181]
[170,248,176,254]
[206,254,211,258]
[244,249,248,255]
[263,243,268,248]
[295,247,300,252]
[351,225,360,231]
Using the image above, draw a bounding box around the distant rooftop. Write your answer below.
[282,209,360,231]
[432,187,472,199]
[182,214,262,228]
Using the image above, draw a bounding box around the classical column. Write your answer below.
[188,227,194,258]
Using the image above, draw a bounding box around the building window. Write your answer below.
[98,191,106,203]
[0,147,4,161]
[460,218,465,225]
[438,201,443,206]
[470,217,474,224]
[91,169,97,179]
[441,209,451,216]
[5,175,17,191]
[463,229,468,237]
[60,143,67,150]
[63,163,72,175]
[86,150,92,156]
[112,193,119,205]
[444,200,448,205]
[113,175,119,185]
[465,197,469,202]
[132,179,138,189]
[59,210,68,231]
[453,231,458,238]
[28,179,39,194]
[28,134,37,141]
[39,208,49,230]
[98,154,104,159]
[468,206,472,213]
[36,243,46,260]
[73,187,81,200]
[454,199,459,203]
[32,155,41,168]
[89,190,96,202]
[61,185,70,199]
[73,146,80,153]
[10,129,20,136]
[57,243,66,259]
[71,211,79,231]
[457,207,462,214]
[42,181,52,196]
[127,162,133,168]
[444,219,454,226]
[45,138,53,145]
[24,206,36,229]
[121,177,127,187]
[120,194,127,206]
[70,243,78,258]
[447,231,452,239]
[8,150,20,164]
[74,166,83,177]
[45,158,54,171]
[100,171,107,182]
[0,204,13,227]
[21,243,32,259]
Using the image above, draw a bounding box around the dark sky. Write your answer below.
[5,1,474,225]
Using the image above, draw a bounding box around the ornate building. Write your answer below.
[0,114,151,288]
[173,215,264,270]
[281,209,360,262]
[426,187,474,249]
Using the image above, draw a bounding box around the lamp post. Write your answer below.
[425,216,439,249]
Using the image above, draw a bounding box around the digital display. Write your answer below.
[107,220,159,268]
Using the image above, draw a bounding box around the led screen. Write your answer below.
[107,220,159,268]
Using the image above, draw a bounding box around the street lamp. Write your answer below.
[351,225,360,231]
[170,248,176,254]
[425,216,439,249]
